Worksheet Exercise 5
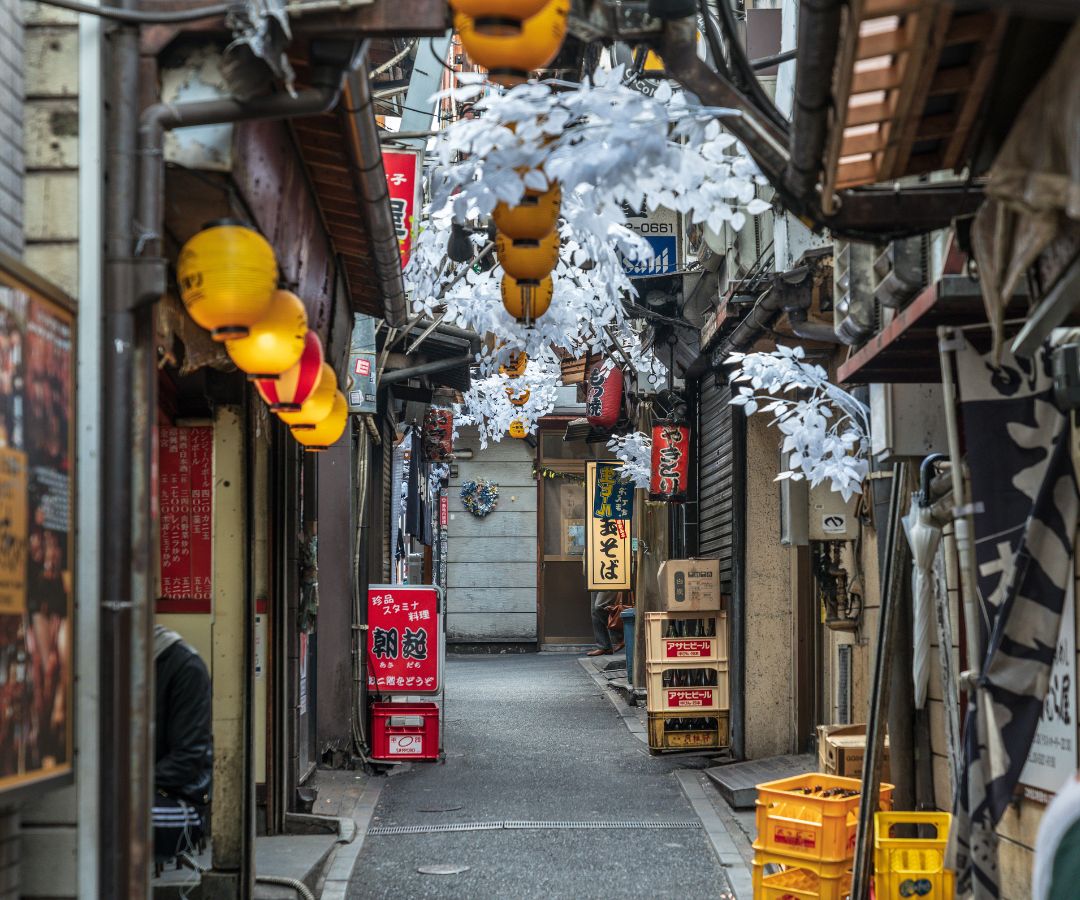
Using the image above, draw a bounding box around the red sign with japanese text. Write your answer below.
[650,421,690,503]
[367,585,441,693]
[383,149,423,270]
[157,426,213,613]
[439,494,449,528]
[665,639,713,659]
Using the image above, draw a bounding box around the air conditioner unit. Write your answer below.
[833,239,877,346]
[870,383,948,463]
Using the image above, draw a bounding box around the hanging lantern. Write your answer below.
[177,219,278,341]
[224,288,308,380]
[292,391,348,452]
[448,0,550,34]
[499,350,528,379]
[255,331,324,412]
[650,421,690,503]
[492,183,561,241]
[501,274,553,326]
[496,230,559,281]
[455,0,569,87]
[585,360,623,429]
[424,408,454,461]
[277,363,337,430]
[508,420,527,439]
[505,386,531,407]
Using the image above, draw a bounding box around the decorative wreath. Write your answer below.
[460,478,499,518]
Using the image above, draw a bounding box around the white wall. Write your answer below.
[446,427,538,642]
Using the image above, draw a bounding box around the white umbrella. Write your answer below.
[903,492,944,709]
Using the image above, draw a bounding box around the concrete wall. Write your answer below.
[446,427,537,642]
[742,414,795,758]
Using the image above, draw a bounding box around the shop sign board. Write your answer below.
[0,254,76,796]
[346,314,378,414]
[585,461,631,591]
[157,426,213,613]
[367,585,442,693]
[1021,570,1077,799]
[592,461,634,521]
[383,148,423,270]
[624,206,682,278]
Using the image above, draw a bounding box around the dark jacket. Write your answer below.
[154,630,212,807]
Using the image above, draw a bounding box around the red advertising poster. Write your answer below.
[383,148,423,270]
[367,585,441,694]
[439,494,449,528]
[157,426,213,613]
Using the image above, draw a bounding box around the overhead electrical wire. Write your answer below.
[30,0,232,23]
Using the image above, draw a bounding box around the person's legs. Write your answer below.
[589,591,616,654]
[152,793,205,863]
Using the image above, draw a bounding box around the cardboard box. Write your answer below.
[658,559,722,611]
[817,723,891,781]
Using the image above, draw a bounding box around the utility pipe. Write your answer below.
[380,354,475,385]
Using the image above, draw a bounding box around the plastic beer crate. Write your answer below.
[647,710,729,753]
[645,660,729,714]
[370,702,440,761]
[751,855,853,900]
[755,773,894,864]
[873,811,954,900]
[645,611,728,664]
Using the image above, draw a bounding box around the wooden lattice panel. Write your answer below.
[822,0,1006,209]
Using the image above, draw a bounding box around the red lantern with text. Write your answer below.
[585,361,623,429]
[650,421,690,503]
[424,408,454,462]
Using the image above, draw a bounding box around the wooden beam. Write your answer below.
[847,100,894,127]
[929,66,974,96]
[857,28,910,60]
[942,14,1007,170]
[836,157,879,188]
[915,112,958,140]
[841,129,887,156]
[291,0,448,37]
[852,65,903,94]
[944,12,999,46]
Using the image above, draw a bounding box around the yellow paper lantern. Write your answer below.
[177,220,278,341]
[493,183,561,241]
[505,387,531,407]
[509,420,527,439]
[277,362,336,430]
[292,391,348,452]
[455,0,569,87]
[496,231,559,281]
[225,289,308,379]
[501,274,553,325]
[448,0,549,34]
[499,350,528,378]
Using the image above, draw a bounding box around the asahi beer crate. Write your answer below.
[645,660,729,714]
[645,611,727,664]
[647,710,729,753]
[751,855,853,900]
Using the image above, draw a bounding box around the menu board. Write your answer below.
[0,256,75,795]
[157,426,213,613]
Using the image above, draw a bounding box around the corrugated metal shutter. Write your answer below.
[697,376,736,593]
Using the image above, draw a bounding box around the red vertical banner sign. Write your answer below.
[383,148,423,270]
[367,585,442,693]
[650,421,690,503]
[158,425,213,612]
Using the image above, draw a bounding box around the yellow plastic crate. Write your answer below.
[645,660,729,713]
[755,773,894,864]
[752,853,852,900]
[647,711,730,753]
[873,811,954,900]
[645,611,728,663]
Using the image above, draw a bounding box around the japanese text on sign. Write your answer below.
[158,426,213,613]
[382,149,423,270]
[585,461,631,591]
[593,461,634,520]
[367,586,441,693]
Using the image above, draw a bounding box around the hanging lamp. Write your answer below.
[277,363,337,430]
[508,420,527,439]
[585,360,623,429]
[496,230,559,281]
[254,330,324,412]
[448,0,549,35]
[493,183,561,241]
[505,386,531,407]
[455,0,569,86]
[499,350,528,379]
[650,420,690,503]
[501,274,553,326]
[224,288,308,380]
[292,391,348,452]
[177,219,278,340]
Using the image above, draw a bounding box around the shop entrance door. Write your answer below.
[537,429,616,645]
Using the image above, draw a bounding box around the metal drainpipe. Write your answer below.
[341,66,410,328]
[379,354,476,385]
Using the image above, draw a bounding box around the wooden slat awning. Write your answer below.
[822,1,1007,207]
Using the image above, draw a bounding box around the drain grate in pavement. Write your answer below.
[368,820,702,835]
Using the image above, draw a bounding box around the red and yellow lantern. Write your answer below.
[277,363,337,430]
[292,391,348,452]
[585,361,623,429]
[176,220,278,340]
[424,408,455,461]
[650,421,690,503]
[255,330,324,412]
[224,288,308,379]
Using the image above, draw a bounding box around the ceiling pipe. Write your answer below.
[380,354,476,385]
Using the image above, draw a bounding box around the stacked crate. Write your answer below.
[644,610,730,752]
[751,773,894,900]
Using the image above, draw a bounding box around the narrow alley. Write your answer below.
[349,654,734,899]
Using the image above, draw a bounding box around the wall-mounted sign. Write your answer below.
[650,421,690,503]
[157,426,213,613]
[585,461,631,591]
[383,148,423,270]
[624,205,682,278]
[0,254,75,795]
[367,585,442,693]
[346,314,378,415]
[593,461,634,521]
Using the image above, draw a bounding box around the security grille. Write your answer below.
[837,644,852,725]
[696,375,738,592]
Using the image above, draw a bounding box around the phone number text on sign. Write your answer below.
[367,585,441,694]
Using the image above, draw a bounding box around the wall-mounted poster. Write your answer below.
[0,254,75,796]
[157,426,213,613]
[585,461,631,591]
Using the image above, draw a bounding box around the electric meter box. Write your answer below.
[870,383,948,463]
[809,484,858,541]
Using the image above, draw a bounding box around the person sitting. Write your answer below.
[153,624,212,863]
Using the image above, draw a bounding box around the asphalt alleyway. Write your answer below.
[347,653,731,899]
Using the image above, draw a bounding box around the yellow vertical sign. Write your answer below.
[585,460,631,591]
[0,447,27,614]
